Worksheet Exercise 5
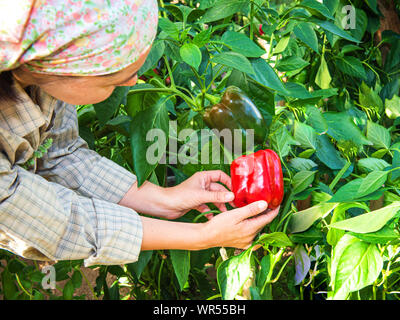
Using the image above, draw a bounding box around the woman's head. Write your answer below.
[11,46,151,104]
[0,0,158,104]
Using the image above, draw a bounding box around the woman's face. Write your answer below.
[13,47,151,105]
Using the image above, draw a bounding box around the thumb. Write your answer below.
[198,190,235,204]
[234,201,268,221]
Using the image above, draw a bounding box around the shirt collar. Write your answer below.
[1,77,56,138]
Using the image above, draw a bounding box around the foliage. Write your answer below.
[1,0,400,300]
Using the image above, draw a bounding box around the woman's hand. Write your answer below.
[140,200,280,251]
[201,201,280,249]
[119,170,235,220]
[163,170,235,219]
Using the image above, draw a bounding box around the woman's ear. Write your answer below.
[11,66,35,88]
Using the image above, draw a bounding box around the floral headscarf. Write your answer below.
[0,0,159,76]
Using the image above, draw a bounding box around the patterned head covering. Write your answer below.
[0,0,158,76]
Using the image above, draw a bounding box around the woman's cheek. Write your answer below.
[72,85,116,105]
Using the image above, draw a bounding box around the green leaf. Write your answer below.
[364,0,379,14]
[340,44,363,55]
[126,84,160,118]
[256,232,294,247]
[292,171,316,195]
[7,259,25,274]
[391,143,400,180]
[298,0,334,20]
[193,28,212,47]
[127,250,153,280]
[201,0,248,23]
[356,170,388,198]
[138,40,165,76]
[357,158,390,173]
[180,43,202,70]
[293,244,311,285]
[312,19,360,43]
[289,158,318,171]
[315,54,331,89]
[329,201,400,234]
[256,255,271,289]
[269,122,300,158]
[366,121,391,150]
[221,31,265,58]
[158,17,180,41]
[350,225,400,244]
[294,121,318,149]
[330,181,384,203]
[359,82,384,114]
[289,227,324,244]
[93,86,130,126]
[276,56,310,72]
[336,56,367,80]
[212,51,255,75]
[170,250,190,291]
[326,203,349,246]
[217,249,252,300]
[71,270,82,289]
[329,234,383,300]
[293,22,319,53]
[273,35,290,54]
[249,58,288,94]
[130,98,169,186]
[385,94,400,119]
[289,202,339,233]
[305,105,328,134]
[63,280,75,300]
[322,112,372,146]
[1,269,17,300]
[328,179,361,202]
[315,134,347,170]
[198,0,218,10]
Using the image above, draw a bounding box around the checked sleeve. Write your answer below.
[36,100,136,204]
[0,152,143,266]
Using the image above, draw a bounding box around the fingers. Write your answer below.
[202,170,232,190]
[209,183,233,211]
[233,200,269,221]
[198,188,234,205]
[248,205,280,227]
[237,205,280,249]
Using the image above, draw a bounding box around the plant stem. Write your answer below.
[163,56,176,88]
[15,273,34,299]
[78,267,99,300]
[128,87,199,110]
[157,259,165,300]
[249,1,255,41]
[193,210,221,223]
[329,161,351,190]
[275,190,294,232]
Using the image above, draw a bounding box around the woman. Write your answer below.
[0,0,279,267]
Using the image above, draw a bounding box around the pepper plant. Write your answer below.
[1,0,400,300]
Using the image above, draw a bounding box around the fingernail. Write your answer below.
[225,192,234,201]
[258,201,268,210]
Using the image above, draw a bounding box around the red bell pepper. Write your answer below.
[230,149,284,210]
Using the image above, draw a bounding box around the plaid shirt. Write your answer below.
[0,79,142,266]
